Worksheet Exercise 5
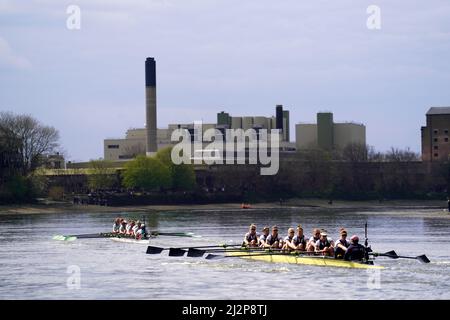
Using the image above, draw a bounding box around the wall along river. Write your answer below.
[0,207,449,299]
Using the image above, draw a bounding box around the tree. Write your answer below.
[87,159,117,190]
[0,112,60,174]
[156,146,196,191]
[122,155,171,191]
[341,143,369,162]
[385,147,420,162]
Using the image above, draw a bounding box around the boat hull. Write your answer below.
[226,250,383,269]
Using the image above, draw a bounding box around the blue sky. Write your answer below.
[1,0,450,161]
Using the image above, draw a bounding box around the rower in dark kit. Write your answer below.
[243,224,259,247]
[334,228,350,259]
[264,225,282,249]
[307,228,321,252]
[258,227,270,247]
[344,235,366,261]
[315,231,335,256]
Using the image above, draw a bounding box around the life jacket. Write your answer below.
[293,235,306,246]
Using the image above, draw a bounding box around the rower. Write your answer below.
[306,228,321,252]
[282,228,295,251]
[135,224,147,240]
[315,231,335,256]
[243,224,259,247]
[119,219,127,234]
[112,218,121,233]
[132,221,141,236]
[344,235,366,261]
[264,225,282,249]
[126,220,135,235]
[290,225,307,251]
[334,228,350,259]
[259,226,270,247]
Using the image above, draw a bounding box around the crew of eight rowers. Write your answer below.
[243,224,366,261]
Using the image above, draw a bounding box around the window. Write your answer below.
[446,138,449,142]
[108,145,119,149]
[434,146,439,150]
[434,129,439,135]
[434,153,439,157]
[445,129,449,135]
[434,138,438,142]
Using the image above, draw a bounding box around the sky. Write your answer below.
[1,0,450,162]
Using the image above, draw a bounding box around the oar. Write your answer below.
[53,233,105,241]
[370,251,430,263]
[146,244,238,255]
[150,231,201,238]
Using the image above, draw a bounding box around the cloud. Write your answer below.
[0,37,31,69]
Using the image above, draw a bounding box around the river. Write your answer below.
[0,207,449,299]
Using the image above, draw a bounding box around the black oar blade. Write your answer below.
[205,254,223,260]
[187,248,206,257]
[168,248,186,257]
[417,255,430,264]
[146,246,164,254]
[384,250,397,257]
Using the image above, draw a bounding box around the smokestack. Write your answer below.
[276,105,283,130]
[145,57,157,155]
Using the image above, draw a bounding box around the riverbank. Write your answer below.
[0,198,448,215]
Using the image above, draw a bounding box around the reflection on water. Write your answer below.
[0,208,449,299]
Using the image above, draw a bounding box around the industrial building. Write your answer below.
[421,107,450,162]
[295,112,366,151]
[103,57,295,161]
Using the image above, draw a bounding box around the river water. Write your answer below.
[0,207,449,300]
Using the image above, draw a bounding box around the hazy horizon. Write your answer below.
[1,1,450,161]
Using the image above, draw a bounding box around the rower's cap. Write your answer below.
[351,235,359,242]
[262,227,270,232]
[320,231,328,236]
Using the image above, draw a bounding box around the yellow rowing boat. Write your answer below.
[226,249,384,269]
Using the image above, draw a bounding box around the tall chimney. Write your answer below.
[145,57,157,155]
[276,105,283,130]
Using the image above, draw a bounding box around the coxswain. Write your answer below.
[344,235,366,261]
[315,231,335,256]
[289,225,307,251]
[334,228,350,259]
[243,224,259,247]
[259,227,270,247]
[282,228,296,251]
[264,225,282,249]
[112,218,121,233]
[306,228,321,252]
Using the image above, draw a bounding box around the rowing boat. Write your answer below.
[110,237,149,244]
[225,249,384,269]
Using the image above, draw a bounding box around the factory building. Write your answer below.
[421,107,450,162]
[295,112,366,151]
